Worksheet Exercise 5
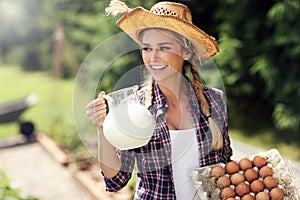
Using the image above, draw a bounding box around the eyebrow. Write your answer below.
[142,42,173,46]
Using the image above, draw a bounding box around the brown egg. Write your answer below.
[211,165,225,177]
[221,187,235,199]
[270,188,284,200]
[242,194,255,200]
[259,166,273,178]
[252,156,267,168]
[230,173,245,185]
[217,175,231,189]
[263,176,278,189]
[255,191,269,200]
[244,168,259,183]
[250,180,264,193]
[226,161,240,174]
[239,158,253,171]
[227,198,235,200]
[236,182,250,197]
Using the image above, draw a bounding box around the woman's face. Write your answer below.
[141,29,189,82]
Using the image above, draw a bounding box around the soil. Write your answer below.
[0,134,132,200]
[0,134,299,200]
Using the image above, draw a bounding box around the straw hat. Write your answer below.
[105,0,219,60]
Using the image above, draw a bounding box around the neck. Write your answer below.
[158,76,188,103]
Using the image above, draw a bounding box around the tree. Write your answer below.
[213,0,300,133]
[2,0,299,133]
[0,0,44,69]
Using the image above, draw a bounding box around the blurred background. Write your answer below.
[0,0,299,199]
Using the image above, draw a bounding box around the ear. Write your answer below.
[183,51,192,60]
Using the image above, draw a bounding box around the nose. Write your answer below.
[150,49,160,62]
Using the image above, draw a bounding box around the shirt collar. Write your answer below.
[152,82,167,109]
[150,80,200,113]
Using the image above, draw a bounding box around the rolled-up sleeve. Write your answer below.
[103,149,135,192]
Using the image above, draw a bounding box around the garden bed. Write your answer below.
[37,133,132,200]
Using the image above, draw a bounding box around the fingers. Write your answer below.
[89,111,106,126]
[86,99,106,111]
[86,91,106,109]
[86,91,107,127]
[86,105,106,119]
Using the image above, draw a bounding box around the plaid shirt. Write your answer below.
[103,82,232,199]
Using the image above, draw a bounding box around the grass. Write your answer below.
[1,65,299,198]
[1,65,299,163]
[0,167,38,200]
[229,128,300,162]
[0,65,84,153]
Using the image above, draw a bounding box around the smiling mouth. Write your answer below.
[151,65,167,71]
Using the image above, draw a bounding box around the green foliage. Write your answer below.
[42,0,117,78]
[273,103,300,132]
[263,0,300,132]
[96,51,143,94]
[45,111,85,153]
[0,0,299,134]
[0,168,38,200]
[0,66,84,154]
[0,0,45,71]
[213,0,300,133]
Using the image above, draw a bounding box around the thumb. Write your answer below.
[97,91,106,98]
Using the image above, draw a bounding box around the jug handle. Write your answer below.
[103,95,113,103]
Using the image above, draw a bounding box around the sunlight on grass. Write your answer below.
[1,65,299,163]
[0,124,19,139]
[229,129,300,161]
[0,66,72,134]
[0,66,83,152]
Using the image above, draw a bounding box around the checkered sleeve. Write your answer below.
[103,149,135,192]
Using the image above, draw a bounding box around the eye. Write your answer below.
[142,47,151,51]
[160,46,171,51]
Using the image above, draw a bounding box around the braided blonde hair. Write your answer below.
[188,63,223,150]
[143,78,154,109]
[141,28,223,150]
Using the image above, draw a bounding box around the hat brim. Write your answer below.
[116,7,219,60]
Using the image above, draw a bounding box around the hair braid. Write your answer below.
[144,78,154,109]
[190,64,210,117]
[189,64,223,150]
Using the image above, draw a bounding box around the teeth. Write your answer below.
[152,65,166,70]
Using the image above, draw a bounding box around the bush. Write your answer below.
[0,168,38,200]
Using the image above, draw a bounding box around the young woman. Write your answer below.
[86,1,232,199]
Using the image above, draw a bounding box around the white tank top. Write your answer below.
[169,128,200,200]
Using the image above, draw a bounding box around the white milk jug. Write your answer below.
[103,85,155,150]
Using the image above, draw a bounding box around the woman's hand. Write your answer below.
[86,92,121,177]
[86,91,107,128]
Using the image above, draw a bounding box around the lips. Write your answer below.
[151,65,167,71]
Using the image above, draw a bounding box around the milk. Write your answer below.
[103,102,155,150]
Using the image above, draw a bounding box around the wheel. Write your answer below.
[20,121,35,138]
